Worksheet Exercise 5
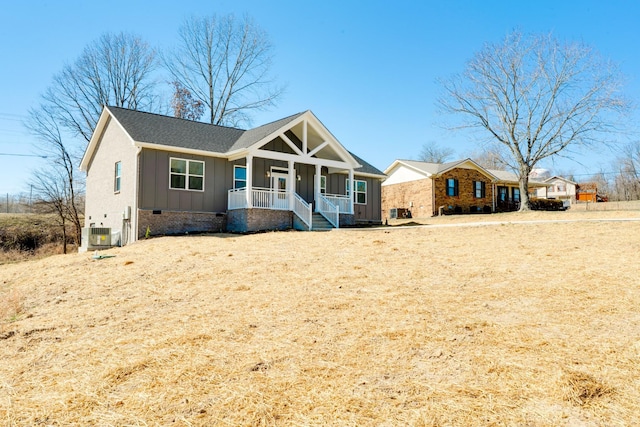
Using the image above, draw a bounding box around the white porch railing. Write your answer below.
[228,187,248,209]
[293,193,312,229]
[325,193,353,214]
[228,187,291,211]
[317,194,339,229]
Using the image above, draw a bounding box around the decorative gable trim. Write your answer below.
[228,111,361,170]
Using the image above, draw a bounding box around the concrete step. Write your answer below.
[311,213,335,231]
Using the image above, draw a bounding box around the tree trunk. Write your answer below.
[518,166,532,212]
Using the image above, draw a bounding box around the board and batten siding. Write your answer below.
[138,149,242,213]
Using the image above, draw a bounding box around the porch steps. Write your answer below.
[311,213,335,231]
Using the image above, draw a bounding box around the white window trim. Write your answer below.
[346,178,367,205]
[169,157,205,192]
[234,165,247,189]
[320,175,326,194]
[114,161,121,194]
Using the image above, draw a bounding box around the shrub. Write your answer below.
[529,198,565,211]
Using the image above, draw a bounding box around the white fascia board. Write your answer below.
[384,160,432,178]
[134,142,229,159]
[80,108,115,171]
[250,148,356,170]
[304,111,360,167]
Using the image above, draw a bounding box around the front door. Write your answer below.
[271,172,288,209]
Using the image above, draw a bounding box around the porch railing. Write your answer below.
[293,193,312,229]
[228,187,248,209]
[325,193,353,214]
[317,194,339,228]
[228,187,292,211]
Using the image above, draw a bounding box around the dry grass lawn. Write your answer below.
[1,210,640,426]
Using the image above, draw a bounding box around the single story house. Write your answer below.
[534,176,577,205]
[381,159,546,220]
[80,107,385,245]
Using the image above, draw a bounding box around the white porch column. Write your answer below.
[288,160,295,210]
[348,168,354,215]
[314,164,322,212]
[245,155,253,208]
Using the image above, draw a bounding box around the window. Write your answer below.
[473,181,486,198]
[512,188,521,201]
[320,175,326,194]
[114,161,122,193]
[170,158,204,191]
[234,165,246,189]
[446,178,459,197]
[347,178,367,204]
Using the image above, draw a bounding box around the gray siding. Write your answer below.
[139,149,241,212]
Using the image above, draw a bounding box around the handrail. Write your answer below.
[293,193,312,230]
[324,194,352,214]
[317,194,339,228]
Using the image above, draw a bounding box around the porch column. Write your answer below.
[246,155,253,208]
[348,168,354,215]
[288,160,295,210]
[315,164,321,212]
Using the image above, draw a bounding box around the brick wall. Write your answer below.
[227,209,293,233]
[381,178,434,220]
[138,210,227,238]
[434,169,494,214]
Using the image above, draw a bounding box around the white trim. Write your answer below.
[233,165,247,189]
[169,157,205,192]
[347,178,367,205]
[135,141,229,159]
[80,108,137,171]
[280,132,304,156]
[114,161,122,193]
[249,148,356,170]
[228,111,362,169]
[307,141,329,157]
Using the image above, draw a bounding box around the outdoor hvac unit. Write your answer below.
[82,227,112,249]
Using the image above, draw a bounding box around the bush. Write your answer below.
[529,198,565,211]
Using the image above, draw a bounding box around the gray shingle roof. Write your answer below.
[228,112,307,151]
[105,107,382,177]
[107,106,245,153]
[349,152,385,176]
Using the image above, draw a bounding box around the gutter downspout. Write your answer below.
[133,146,142,244]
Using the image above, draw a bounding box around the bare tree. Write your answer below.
[163,14,284,127]
[439,31,628,210]
[469,145,509,170]
[43,32,157,142]
[171,81,205,121]
[27,105,83,252]
[614,141,640,200]
[418,142,455,163]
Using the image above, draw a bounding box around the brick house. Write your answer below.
[381,159,545,220]
[80,107,385,245]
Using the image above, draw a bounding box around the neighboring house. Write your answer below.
[575,182,606,202]
[381,159,546,220]
[80,107,385,245]
[535,176,577,204]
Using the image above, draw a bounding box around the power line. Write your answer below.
[0,153,48,158]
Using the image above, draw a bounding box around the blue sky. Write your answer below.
[1,0,639,195]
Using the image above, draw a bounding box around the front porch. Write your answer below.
[227,187,354,232]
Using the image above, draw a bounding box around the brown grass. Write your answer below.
[1,210,640,425]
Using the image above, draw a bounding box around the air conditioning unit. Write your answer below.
[82,227,112,249]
